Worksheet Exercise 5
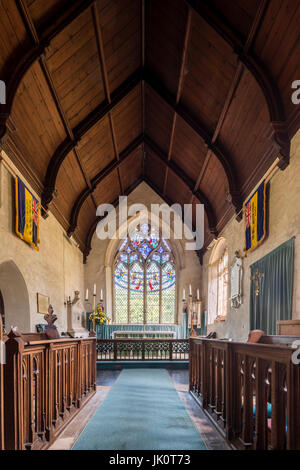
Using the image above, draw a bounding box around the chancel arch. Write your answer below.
[0,260,30,332]
[113,223,177,324]
[101,206,186,322]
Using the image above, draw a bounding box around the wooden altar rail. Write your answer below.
[1,329,97,450]
[189,337,300,450]
[97,339,189,361]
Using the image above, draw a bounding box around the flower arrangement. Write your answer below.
[89,305,111,325]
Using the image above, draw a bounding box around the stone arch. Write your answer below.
[0,260,30,332]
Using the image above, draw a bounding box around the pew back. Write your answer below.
[3,329,96,450]
[190,337,300,450]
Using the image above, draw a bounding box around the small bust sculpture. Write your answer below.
[44,305,60,339]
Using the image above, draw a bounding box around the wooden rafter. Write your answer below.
[0,0,95,139]
[68,134,144,237]
[41,69,143,213]
[190,0,269,216]
[16,0,98,216]
[83,177,144,263]
[186,0,290,170]
[144,70,243,214]
[143,176,204,264]
[92,2,124,196]
[144,135,218,236]
[163,6,192,195]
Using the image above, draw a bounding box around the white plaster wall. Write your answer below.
[202,130,300,341]
[84,182,202,324]
[0,151,84,332]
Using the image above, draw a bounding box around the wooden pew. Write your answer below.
[189,336,300,450]
[3,328,97,450]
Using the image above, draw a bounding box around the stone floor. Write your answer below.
[49,368,230,451]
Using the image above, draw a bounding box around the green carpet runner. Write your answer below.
[73,368,206,450]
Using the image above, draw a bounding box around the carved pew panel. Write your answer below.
[3,331,96,450]
[189,337,300,450]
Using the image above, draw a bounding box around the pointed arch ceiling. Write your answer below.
[0,0,299,259]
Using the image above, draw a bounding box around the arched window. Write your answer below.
[114,224,176,324]
[208,238,228,324]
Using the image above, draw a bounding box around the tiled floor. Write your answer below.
[49,368,230,451]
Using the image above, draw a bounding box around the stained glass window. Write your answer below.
[114,225,176,324]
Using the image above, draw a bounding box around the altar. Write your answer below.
[112,330,177,339]
[86,311,207,339]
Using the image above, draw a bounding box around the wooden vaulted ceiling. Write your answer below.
[0,0,299,261]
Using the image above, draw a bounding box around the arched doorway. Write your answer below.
[0,261,30,332]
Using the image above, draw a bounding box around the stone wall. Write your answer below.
[202,130,300,341]
[0,151,84,332]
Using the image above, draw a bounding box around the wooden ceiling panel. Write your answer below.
[207,0,261,39]
[218,69,272,194]
[165,170,191,208]
[181,14,238,134]
[146,0,189,96]
[77,116,115,181]
[0,0,30,73]
[144,148,165,192]
[171,116,208,183]
[253,0,300,127]
[10,61,67,181]
[119,146,143,191]
[199,153,229,221]
[93,169,121,207]
[46,9,105,128]
[111,85,142,154]
[145,85,174,155]
[98,0,141,94]
[55,150,87,221]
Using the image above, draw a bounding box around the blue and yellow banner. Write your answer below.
[244,181,266,254]
[15,177,40,251]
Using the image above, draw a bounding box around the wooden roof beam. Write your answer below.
[142,176,205,265]
[186,0,290,170]
[67,134,144,237]
[144,70,243,215]
[41,69,143,215]
[83,176,144,263]
[0,0,95,139]
[163,6,192,195]
[144,134,218,237]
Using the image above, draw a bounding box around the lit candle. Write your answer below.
[189,284,192,296]
[85,289,89,301]
[183,288,186,301]
[197,289,200,301]
[100,289,103,301]
[93,284,97,296]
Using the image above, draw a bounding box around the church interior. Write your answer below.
[0,0,300,453]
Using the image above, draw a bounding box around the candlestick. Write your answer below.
[89,286,97,338]
[85,289,89,301]
[100,289,103,301]
[197,289,200,301]
[189,284,192,296]
[182,288,186,301]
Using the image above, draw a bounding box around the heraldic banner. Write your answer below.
[15,177,40,251]
[244,180,267,254]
